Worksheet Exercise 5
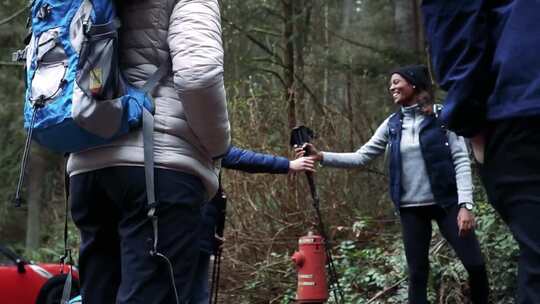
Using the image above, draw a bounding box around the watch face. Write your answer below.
[460,203,473,210]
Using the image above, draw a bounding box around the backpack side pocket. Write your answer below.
[72,20,125,139]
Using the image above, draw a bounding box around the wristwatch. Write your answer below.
[459,202,474,211]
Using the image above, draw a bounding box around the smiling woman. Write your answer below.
[388,65,433,107]
[389,73,416,106]
[296,65,490,304]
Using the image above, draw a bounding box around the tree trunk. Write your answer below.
[346,71,354,150]
[415,0,425,55]
[294,1,313,124]
[393,0,422,56]
[25,145,49,251]
[283,0,298,209]
[340,0,354,34]
[323,1,329,107]
[283,0,296,129]
[295,0,306,124]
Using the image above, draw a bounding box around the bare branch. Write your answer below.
[222,16,283,66]
[0,4,29,27]
[256,68,286,88]
[0,61,23,67]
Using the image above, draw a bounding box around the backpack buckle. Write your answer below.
[12,49,26,63]
[37,4,52,20]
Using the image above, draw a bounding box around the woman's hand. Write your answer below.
[457,208,476,237]
[289,157,316,173]
[294,143,323,162]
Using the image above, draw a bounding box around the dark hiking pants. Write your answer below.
[189,251,211,304]
[481,118,540,304]
[400,205,489,304]
[70,166,204,304]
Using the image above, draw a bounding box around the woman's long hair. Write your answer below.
[416,88,436,115]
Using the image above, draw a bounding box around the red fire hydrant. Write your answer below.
[291,232,328,303]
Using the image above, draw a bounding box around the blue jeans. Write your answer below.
[70,167,204,304]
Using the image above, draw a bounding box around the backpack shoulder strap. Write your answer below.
[141,60,171,96]
[141,58,171,254]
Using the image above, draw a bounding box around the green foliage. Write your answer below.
[26,221,81,265]
[320,199,518,304]
[475,204,519,303]
[0,0,28,230]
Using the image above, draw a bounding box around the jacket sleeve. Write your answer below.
[421,0,493,137]
[168,0,230,158]
[447,131,474,204]
[321,116,390,168]
[222,146,290,174]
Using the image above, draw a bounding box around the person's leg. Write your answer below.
[400,207,433,304]
[190,251,211,304]
[482,118,540,304]
[435,205,489,304]
[504,203,540,303]
[70,171,121,304]
[105,167,204,304]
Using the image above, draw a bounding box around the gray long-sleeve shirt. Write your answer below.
[321,105,474,206]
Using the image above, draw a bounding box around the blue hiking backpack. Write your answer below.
[18,0,167,153]
[14,0,168,204]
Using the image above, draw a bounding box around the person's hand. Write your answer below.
[457,208,476,237]
[294,143,323,162]
[289,157,316,173]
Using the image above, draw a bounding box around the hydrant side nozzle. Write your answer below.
[292,251,305,267]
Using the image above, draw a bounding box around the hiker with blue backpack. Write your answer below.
[297,65,490,304]
[422,1,540,302]
[18,0,229,303]
[190,146,315,303]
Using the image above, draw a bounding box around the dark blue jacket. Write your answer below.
[200,146,290,254]
[388,113,458,211]
[422,0,540,137]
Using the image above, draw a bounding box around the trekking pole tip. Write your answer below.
[12,195,24,208]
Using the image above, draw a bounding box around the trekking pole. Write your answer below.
[14,97,45,207]
[210,248,223,304]
[209,188,227,304]
[304,172,345,304]
[290,126,345,304]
